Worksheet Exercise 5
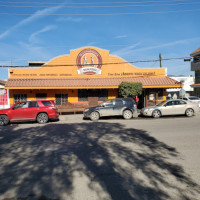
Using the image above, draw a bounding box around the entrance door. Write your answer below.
[88,90,98,107]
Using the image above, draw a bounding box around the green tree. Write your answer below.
[118,82,142,98]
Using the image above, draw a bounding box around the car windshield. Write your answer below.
[156,101,168,106]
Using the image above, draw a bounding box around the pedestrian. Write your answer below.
[135,95,139,107]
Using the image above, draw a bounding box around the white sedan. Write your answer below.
[183,96,200,107]
[140,99,199,118]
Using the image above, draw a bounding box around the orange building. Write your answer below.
[5,46,182,107]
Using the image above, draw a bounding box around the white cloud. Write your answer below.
[29,25,56,43]
[115,35,127,39]
[0,5,63,39]
[112,42,141,56]
[113,38,200,58]
[18,42,52,61]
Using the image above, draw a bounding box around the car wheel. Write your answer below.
[185,108,194,117]
[123,110,133,119]
[37,113,49,124]
[0,115,9,126]
[152,110,161,118]
[90,111,100,121]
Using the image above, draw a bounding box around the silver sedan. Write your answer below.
[140,99,199,118]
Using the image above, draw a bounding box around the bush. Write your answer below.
[119,82,142,98]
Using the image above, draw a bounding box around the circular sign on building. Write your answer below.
[76,48,102,75]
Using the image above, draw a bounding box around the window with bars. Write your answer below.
[78,90,88,102]
[78,89,108,102]
[55,94,68,105]
[36,93,47,100]
[147,89,163,100]
[14,94,27,103]
[98,89,108,101]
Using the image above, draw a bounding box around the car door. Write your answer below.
[25,101,40,119]
[113,99,124,115]
[173,100,187,114]
[99,100,114,116]
[161,101,175,115]
[10,102,29,120]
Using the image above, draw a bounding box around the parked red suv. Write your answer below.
[0,100,59,126]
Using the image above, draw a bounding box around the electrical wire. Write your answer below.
[0,0,193,5]
[1,2,200,8]
[0,56,191,68]
[1,9,200,16]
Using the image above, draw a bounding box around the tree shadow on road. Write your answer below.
[0,122,199,200]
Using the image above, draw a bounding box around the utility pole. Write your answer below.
[159,53,162,68]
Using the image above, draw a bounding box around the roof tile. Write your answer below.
[5,77,181,88]
[190,48,200,56]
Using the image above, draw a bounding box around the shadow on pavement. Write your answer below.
[0,122,199,200]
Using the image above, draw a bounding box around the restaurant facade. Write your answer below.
[5,46,182,108]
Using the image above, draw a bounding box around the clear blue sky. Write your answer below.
[0,0,200,80]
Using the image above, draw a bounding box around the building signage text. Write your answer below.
[108,72,156,76]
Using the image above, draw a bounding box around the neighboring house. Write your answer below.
[190,47,200,97]
[0,80,9,109]
[167,76,194,99]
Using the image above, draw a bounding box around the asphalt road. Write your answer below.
[0,113,200,200]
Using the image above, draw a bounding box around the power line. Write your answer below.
[0,56,191,68]
[0,0,192,5]
[1,9,200,16]
[1,2,199,8]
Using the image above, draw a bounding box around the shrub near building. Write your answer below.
[119,82,142,98]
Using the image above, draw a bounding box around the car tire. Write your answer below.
[36,113,49,124]
[90,111,100,121]
[185,108,194,117]
[123,110,133,120]
[0,115,10,126]
[152,110,161,118]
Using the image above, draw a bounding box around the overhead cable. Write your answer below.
[1,9,200,16]
[1,2,199,8]
[0,0,192,5]
[0,56,191,68]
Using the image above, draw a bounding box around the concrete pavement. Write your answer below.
[0,112,200,200]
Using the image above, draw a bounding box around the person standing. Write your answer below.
[135,95,139,107]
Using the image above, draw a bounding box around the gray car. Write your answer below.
[140,99,199,118]
[83,98,137,121]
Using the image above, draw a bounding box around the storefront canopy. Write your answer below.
[5,76,181,89]
[191,83,200,88]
